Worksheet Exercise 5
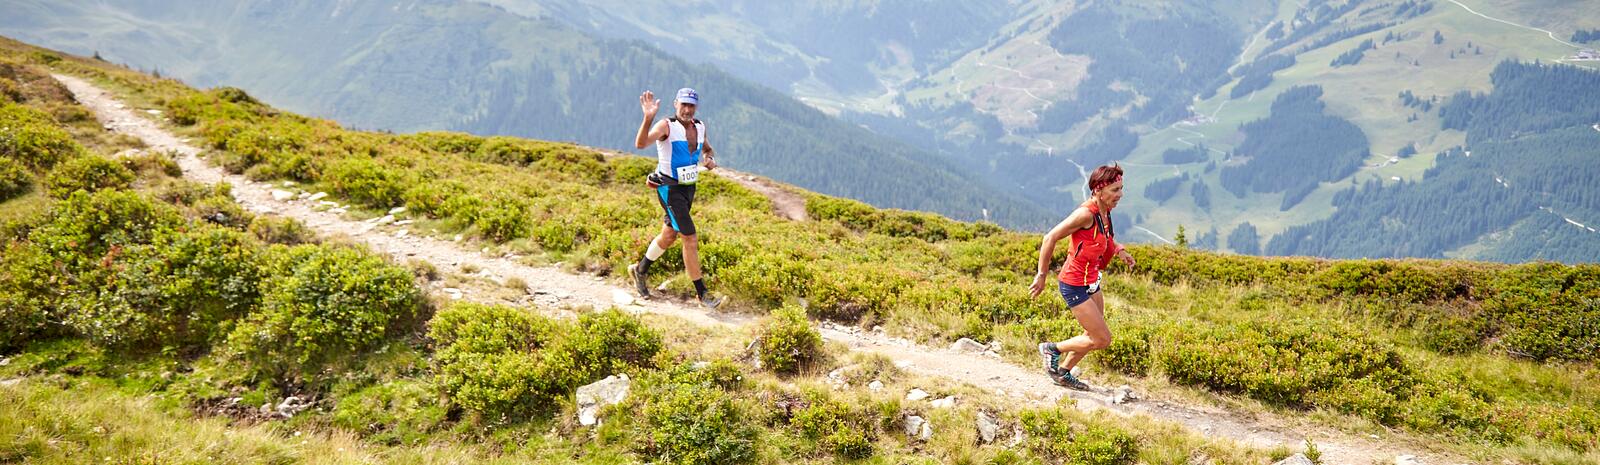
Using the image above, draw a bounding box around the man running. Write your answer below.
[1030,163,1136,390]
[627,88,725,308]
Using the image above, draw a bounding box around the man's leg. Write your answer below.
[630,223,679,297]
[681,233,702,280]
[681,233,723,308]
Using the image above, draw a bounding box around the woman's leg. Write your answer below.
[1055,291,1110,372]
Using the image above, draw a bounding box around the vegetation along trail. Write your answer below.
[52,72,1453,465]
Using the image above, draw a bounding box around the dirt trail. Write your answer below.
[55,73,1453,465]
[717,170,809,221]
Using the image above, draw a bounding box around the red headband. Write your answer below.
[1090,174,1123,191]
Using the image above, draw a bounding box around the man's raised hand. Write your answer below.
[640,90,659,119]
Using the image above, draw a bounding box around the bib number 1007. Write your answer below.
[676,165,700,184]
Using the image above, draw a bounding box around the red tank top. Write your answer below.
[1057,200,1118,286]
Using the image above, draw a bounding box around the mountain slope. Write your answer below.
[0,0,1055,228]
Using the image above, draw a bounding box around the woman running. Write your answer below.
[1030,163,1135,390]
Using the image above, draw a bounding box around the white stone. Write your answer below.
[575,374,631,426]
[868,380,884,392]
[388,206,407,215]
[308,192,329,201]
[904,415,932,441]
[1110,385,1138,404]
[276,396,309,418]
[905,388,930,401]
[395,230,408,238]
[611,289,635,306]
[1272,454,1314,465]
[376,215,395,225]
[453,234,463,242]
[930,396,957,409]
[949,338,988,354]
[328,208,347,214]
[281,181,296,187]
[297,192,310,200]
[976,410,1000,444]
[394,220,414,226]
[1394,455,1420,465]
[270,189,294,201]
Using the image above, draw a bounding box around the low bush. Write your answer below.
[0,103,84,170]
[429,304,660,424]
[63,227,262,351]
[757,305,823,375]
[1019,408,1140,465]
[641,382,758,465]
[0,156,32,201]
[789,391,878,459]
[227,245,424,379]
[44,155,134,198]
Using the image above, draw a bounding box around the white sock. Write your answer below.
[645,241,666,260]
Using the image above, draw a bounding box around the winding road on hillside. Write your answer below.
[1442,0,1582,50]
[55,73,1451,465]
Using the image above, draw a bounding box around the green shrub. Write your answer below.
[324,157,407,208]
[407,131,483,155]
[0,241,57,351]
[119,150,182,178]
[429,304,660,423]
[402,180,465,218]
[0,103,84,170]
[757,305,823,375]
[473,193,531,242]
[471,137,547,166]
[331,380,447,446]
[29,189,181,268]
[0,79,21,104]
[790,392,877,459]
[62,227,263,351]
[429,302,557,357]
[642,383,758,465]
[227,245,424,378]
[44,155,134,198]
[0,156,32,201]
[1019,409,1140,465]
[533,144,611,183]
[1487,263,1600,362]
[248,215,316,245]
[1097,324,1151,376]
[193,194,252,229]
[553,309,664,383]
[1156,321,1415,409]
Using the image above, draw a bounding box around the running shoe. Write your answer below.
[1038,342,1062,375]
[628,263,650,299]
[1051,370,1092,391]
[698,293,726,309]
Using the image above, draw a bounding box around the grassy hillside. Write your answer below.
[4,38,1598,463]
[0,40,1279,465]
[0,0,1057,229]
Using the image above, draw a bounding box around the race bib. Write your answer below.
[675,164,700,184]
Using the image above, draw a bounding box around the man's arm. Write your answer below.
[634,91,667,149]
[700,129,718,170]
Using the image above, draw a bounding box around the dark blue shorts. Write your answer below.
[1058,280,1100,308]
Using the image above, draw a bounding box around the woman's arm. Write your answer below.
[1030,208,1091,298]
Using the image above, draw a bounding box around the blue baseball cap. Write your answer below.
[675,88,699,105]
